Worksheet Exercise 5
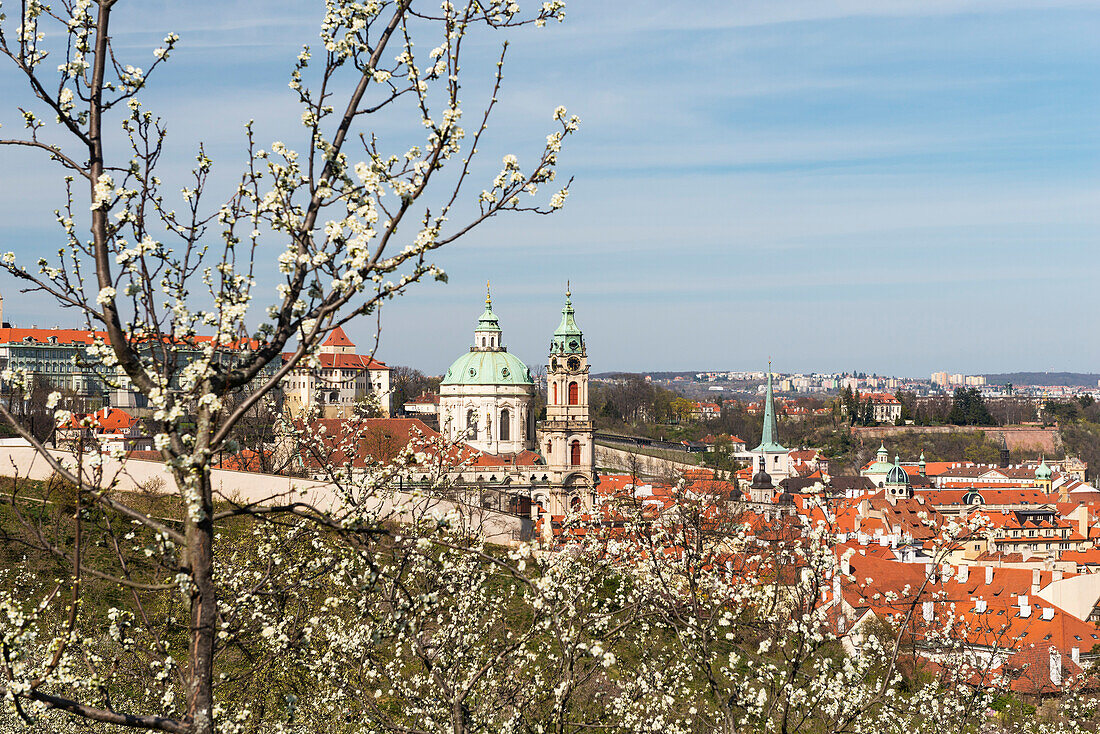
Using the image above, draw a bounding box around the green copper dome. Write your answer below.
[1035,459,1052,481]
[866,442,893,474]
[442,283,533,386]
[441,350,533,386]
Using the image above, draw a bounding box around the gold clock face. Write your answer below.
[567,356,581,371]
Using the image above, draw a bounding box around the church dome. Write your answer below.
[885,457,910,486]
[866,442,893,474]
[441,349,533,386]
[441,283,535,387]
[750,466,773,490]
[1035,459,1053,481]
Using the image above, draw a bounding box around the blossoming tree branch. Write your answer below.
[0,0,573,731]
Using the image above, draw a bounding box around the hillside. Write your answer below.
[983,372,1100,387]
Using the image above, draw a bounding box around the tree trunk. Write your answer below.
[186,469,217,734]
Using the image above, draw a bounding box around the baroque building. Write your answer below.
[433,284,597,522]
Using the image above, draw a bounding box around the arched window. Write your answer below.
[500,409,510,441]
[546,440,552,455]
[570,440,581,466]
[568,381,579,405]
[570,496,582,512]
[551,383,558,405]
[481,337,485,347]
[466,409,476,438]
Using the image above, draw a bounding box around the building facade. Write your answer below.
[282,327,391,419]
[0,326,281,409]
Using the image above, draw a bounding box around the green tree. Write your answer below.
[947,387,996,426]
[389,366,440,415]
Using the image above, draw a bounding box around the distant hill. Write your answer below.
[983,372,1100,387]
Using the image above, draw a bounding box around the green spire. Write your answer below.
[476,280,501,333]
[551,281,583,354]
[754,365,786,453]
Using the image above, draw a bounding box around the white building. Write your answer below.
[282,327,391,418]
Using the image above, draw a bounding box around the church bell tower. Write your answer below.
[539,285,596,513]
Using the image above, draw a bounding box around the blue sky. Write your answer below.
[1,1,1098,377]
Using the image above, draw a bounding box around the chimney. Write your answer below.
[1032,568,1041,594]
[1020,603,1031,619]
[1041,607,1055,621]
[1019,594,1029,607]
[1074,504,1089,538]
[975,599,988,613]
[1053,569,1063,582]
[958,564,969,582]
[985,566,994,584]
[840,556,851,576]
[1072,647,1081,665]
[925,563,935,582]
[922,600,934,622]
[1050,648,1062,687]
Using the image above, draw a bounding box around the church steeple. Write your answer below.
[474,281,502,350]
[541,283,595,516]
[550,281,584,355]
[754,364,786,453]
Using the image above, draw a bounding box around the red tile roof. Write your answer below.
[0,327,261,350]
[282,352,387,369]
[0,327,98,345]
[68,407,136,433]
[323,326,355,348]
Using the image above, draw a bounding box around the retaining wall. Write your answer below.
[0,446,529,545]
[851,425,1060,453]
[595,443,703,479]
